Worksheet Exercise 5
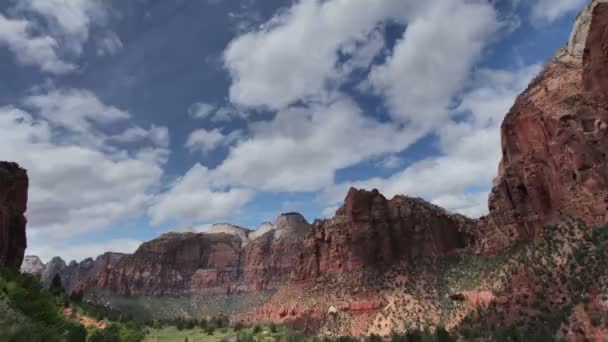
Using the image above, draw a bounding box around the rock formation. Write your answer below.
[42,257,67,288]
[81,213,312,296]
[20,255,45,275]
[477,0,608,253]
[19,252,127,293]
[241,213,311,291]
[293,188,475,280]
[0,162,28,270]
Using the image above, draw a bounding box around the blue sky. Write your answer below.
[0,0,588,262]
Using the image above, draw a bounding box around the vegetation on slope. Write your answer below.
[0,270,144,341]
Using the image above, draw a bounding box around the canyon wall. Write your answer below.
[476,0,608,253]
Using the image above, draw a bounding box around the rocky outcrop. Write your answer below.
[20,253,126,293]
[42,257,67,288]
[94,232,242,296]
[293,188,475,280]
[241,213,311,291]
[0,162,28,270]
[477,0,608,253]
[206,224,253,246]
[20,255,45,274]
[83,213,311,296]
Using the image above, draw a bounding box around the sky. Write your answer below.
[0,0,589,263]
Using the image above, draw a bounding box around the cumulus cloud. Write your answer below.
[0,14,75,73]
[223,0,422,109]
[1,0,118,73]
[369,1,498,129]
[185,128,242,154]
[531,0,587,22]
[325,64,542,218]
[148,164,254,225]
[15,0,109,55]
[0,89,168,240]
[24,89,130,134]
[213,96,418,192]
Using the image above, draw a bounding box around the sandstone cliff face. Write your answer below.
[241,213,311,291]
[293,188,475,280]
[84,213,311,296]
[0,162,28,270]
[477,0,608,253]
[96,233,242,296]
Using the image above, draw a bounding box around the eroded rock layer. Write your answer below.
[477,0,608,253]
[293,188,475,280]
[79,213,312,296]
[0,162,28,270]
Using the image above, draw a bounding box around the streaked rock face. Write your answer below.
[79,213,312,296]
[0,162,28,270]
[240,214,311,291]
[293,188,475,280]
[476,0,608,254]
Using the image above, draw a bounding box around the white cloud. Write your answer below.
[185,128,242,154]
[24,89,130,134]
[369,1,498,129]
[188,102,216,119]
[325,64,542,218]
[148,164,254,225]
[112,125,170,148]
[0,14,75,73]
[15,0,109,55]
[224,0,422,109]
[0,89,168,240]
[213,96,418,192]
[1,0,117,73]
[531,0,587,22]
[27,238,142,264]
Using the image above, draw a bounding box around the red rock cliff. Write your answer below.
[477,0,608,253]
[293,188,475,280]
[0,162,28,270]
[83,214,311,296]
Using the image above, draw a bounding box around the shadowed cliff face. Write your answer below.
[476,0,608,254]
[0,162,28,270]
[293,188,476,280]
